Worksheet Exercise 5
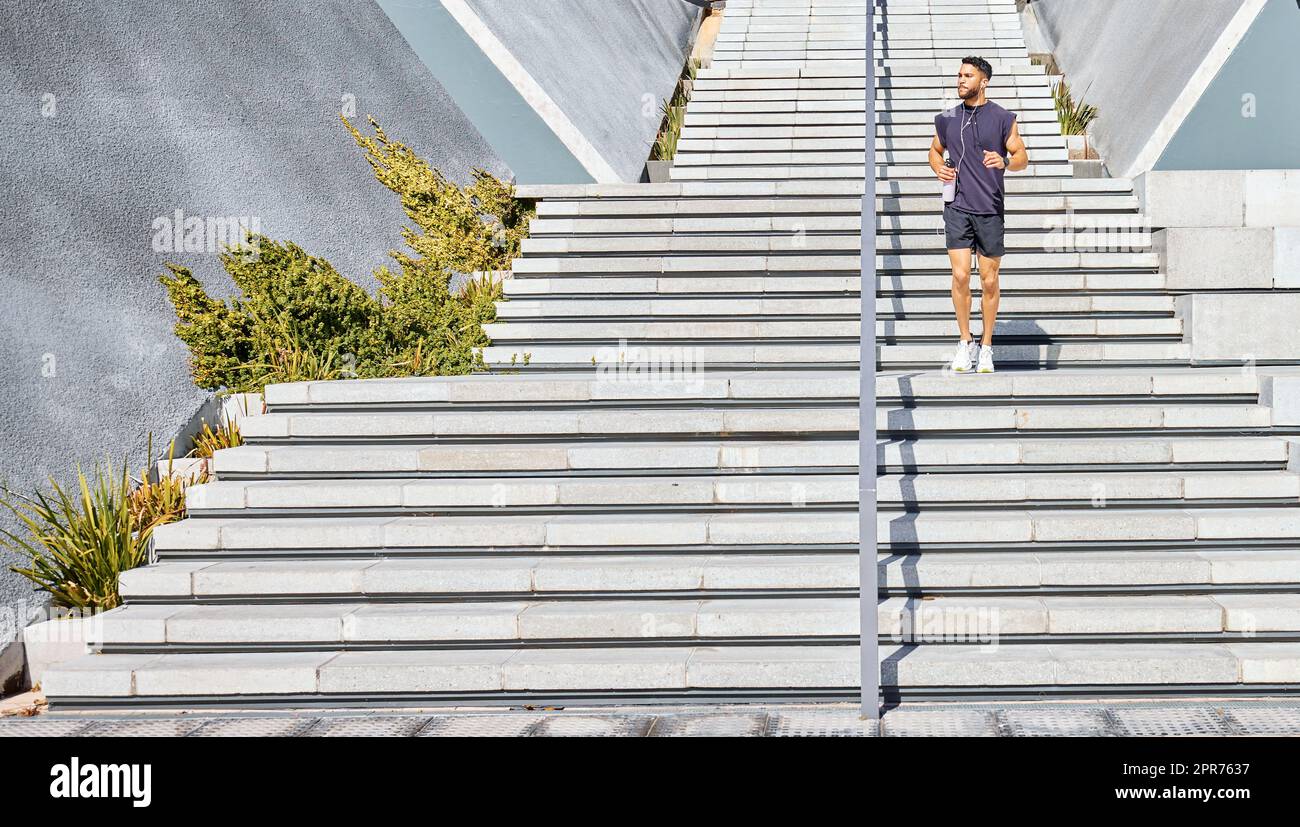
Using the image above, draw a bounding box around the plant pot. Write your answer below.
[221,392,263,423]
[1065,133,1100,161]
[1064,134,1087,160]
[645,160,673,183]
[156,456,209,483]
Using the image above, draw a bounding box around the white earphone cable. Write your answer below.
[958,100,979,189]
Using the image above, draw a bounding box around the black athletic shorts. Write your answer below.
[943,204,1005,258]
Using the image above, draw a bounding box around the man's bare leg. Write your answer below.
[949,247,973,340]
[976,252,1002,346]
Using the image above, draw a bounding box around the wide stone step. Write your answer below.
[213,436,1290,479]
[670,163,1072,181]
[679,122,1064,140]
[184,470,1299,515]
[690,87,1049,102]
[502,273,1168,296]
[115,555,857,600]
[717,51,1029,63]
[39,641,1300,703]
[711,56,1035,69]
[510,252,1160,276]
[881,549,1300,592]
[714,43,1030,55]
[712,52,1031,66]
[698,62,1045,80]
[684,119,1065,136]
[727,1,1019,11]
[729,2,1019,11]
[688,87,1048,104]
[497,295,1176,319]
[721,23,1022,35]
[259,369,1258,409]
[83,593,1300,648]
[711,40,1028,55]
[674,135,1065,153]
[691,76,1055,92]
[534,193,1140,218]
[718,21,1024,33]
[117,548,1300,602]
[674,148,1070,166]
[149,507,1300,557]
[716,33,1026,43]
[481,318,1182,343]
[685,96,1052,113]
[482,341,1196,368]
[720,34,1026,45]
[688,94,1052,115]
[726,14,1022,23]
[714,35,1028,47]
[240,401,1270,443]
[685,109,1058,125]
[717,18,1026,29]
[516,178,1134,202]
[518,230,1144,255]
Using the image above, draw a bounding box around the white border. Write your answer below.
[1125,0,1268,178]
[441,0,622,183]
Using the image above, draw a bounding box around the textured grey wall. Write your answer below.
[464,0,698,182]
[1032,0,1247,177]
[0,0,506,618]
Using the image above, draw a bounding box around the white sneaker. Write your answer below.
[948,339,975,372]
[977,344,995,373]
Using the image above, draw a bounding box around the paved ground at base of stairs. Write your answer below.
[3,694,1300,736]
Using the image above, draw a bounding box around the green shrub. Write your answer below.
[344,116,532,274]
[161,118,535,393]
[161,239,390,391]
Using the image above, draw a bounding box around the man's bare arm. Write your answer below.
[1004,120,1029,172]
[930,133,954,180]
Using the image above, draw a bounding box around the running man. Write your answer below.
[930,56,1029,373]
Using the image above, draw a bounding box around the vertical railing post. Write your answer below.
[859,0,880,721]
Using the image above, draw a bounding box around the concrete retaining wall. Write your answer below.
[1178,294,1300,363]
[1155,227,1300,290]
[1137,169,1300,363]
[1135,170,1300,229]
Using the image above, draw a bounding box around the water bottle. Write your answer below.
[942,158,956,203]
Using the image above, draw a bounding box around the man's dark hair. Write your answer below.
[962,56,994,82]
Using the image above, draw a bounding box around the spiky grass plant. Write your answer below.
[1053,74,1098,136]
[651,57,702,161]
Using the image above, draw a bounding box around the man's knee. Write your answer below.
[978,262,1001,287]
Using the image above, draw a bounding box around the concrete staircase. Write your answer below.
[41,0,1300,707]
